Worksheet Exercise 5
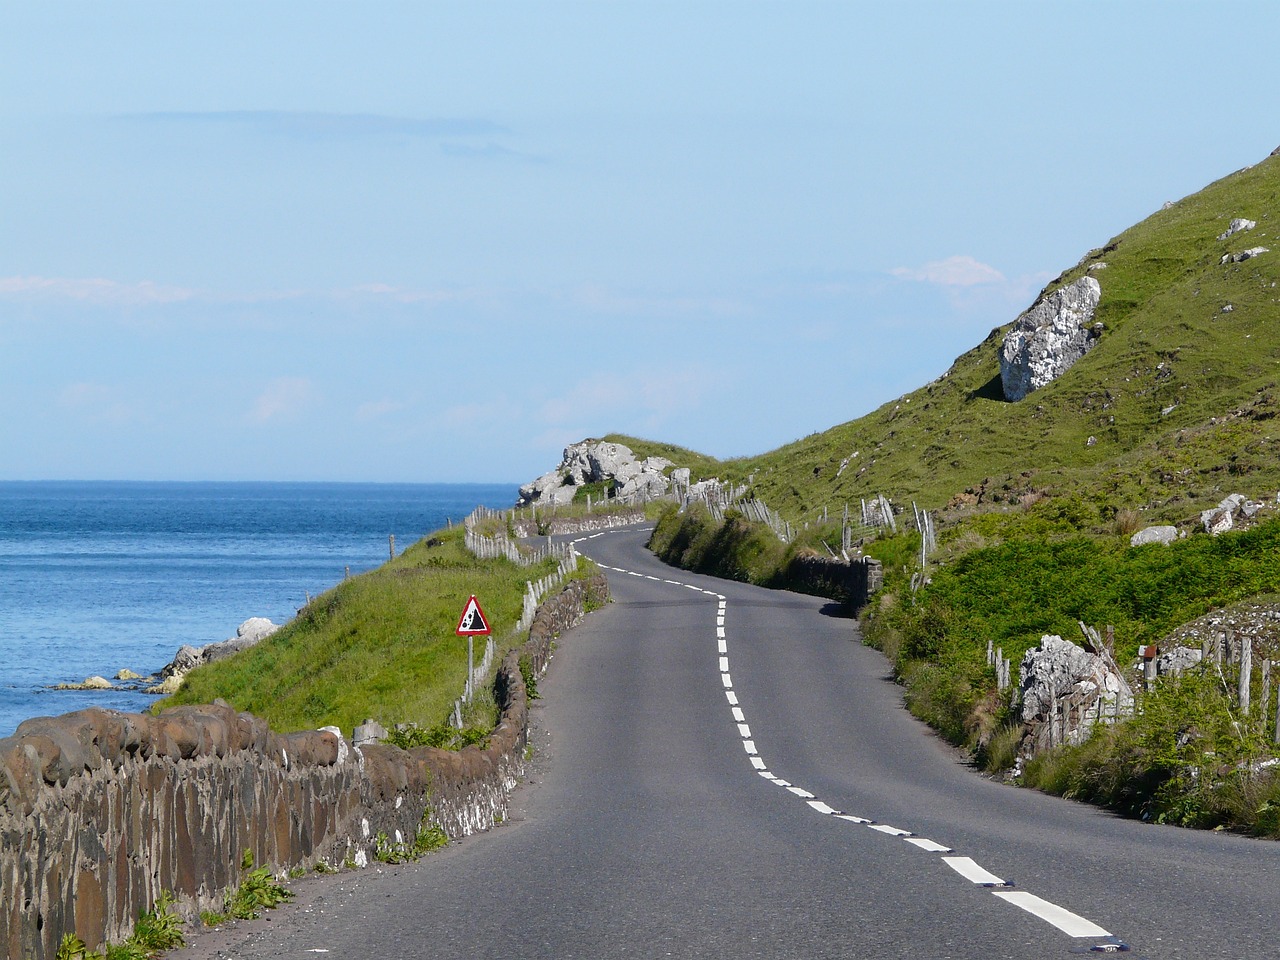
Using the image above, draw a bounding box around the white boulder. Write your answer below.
[1000,276,1103,402]
[1218,218,1257,240]
[1130,525,1179,547]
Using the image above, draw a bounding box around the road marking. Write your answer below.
[570,548,1120,951]
[905,837,952,853]
[991,891,1111,938]
[942,857,1008,887]
[868,824,912,837]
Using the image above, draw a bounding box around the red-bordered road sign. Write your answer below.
[455,595,492,636]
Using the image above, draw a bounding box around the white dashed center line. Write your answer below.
[576,534,1121,952]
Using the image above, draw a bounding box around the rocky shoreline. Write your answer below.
[51,616,281,696]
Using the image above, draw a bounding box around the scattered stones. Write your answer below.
[1130,525,1179,547]
[1221,246,1270,264]
[1000,276,1103,402]
[1087,261,1108,272]
[1154,645,1203,677]
[1200,493,1252,536]
[54,676,114,691]
[1218,217,1256,241]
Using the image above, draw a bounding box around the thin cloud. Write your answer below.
[354,399,404,422]
[573,284,749,319]
[891,255,1007,287]
[58,382,136,426]
[0,276,194,305]
[120,110,506,141]
[248,377,316,424]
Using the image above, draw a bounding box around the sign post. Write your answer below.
[455,595,492,703]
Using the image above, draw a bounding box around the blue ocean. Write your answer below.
[0,481,517,738]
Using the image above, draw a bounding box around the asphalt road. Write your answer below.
[174,526,1280,960]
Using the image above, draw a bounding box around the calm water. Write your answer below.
[0,481,517,738]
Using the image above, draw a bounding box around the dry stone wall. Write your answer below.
[0,571,609,960]
[783,554,883,611]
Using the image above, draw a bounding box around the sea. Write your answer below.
[0,481,518,738]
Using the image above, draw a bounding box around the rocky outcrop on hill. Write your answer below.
[517,440,674,506]
[1000,276,1103,402]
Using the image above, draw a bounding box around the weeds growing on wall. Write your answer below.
[200,851,294,926]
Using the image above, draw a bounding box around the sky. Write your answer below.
[2,2,1278,484]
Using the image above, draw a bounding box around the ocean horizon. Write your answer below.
[0,480,519,738]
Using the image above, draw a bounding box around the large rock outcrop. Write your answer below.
[1000,276,1103,402]
[517,440,674,506]
[1018,633,1133,755]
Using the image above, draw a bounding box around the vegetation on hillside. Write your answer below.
[633,149,1280,833]
[165,526,588,736]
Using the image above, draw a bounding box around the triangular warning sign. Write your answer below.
[455,595,491,636]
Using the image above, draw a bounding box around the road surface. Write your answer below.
[173,526,1280,960]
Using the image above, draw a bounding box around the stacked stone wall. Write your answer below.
[0,571,609,960]
[783,554,883,610]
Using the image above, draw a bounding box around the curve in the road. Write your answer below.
[576,528,1133,956]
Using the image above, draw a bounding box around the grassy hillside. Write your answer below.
[726,151,1280,525]
[166,526,579,737]
[626,149,1280,832]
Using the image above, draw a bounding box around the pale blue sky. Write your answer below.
[2,2,1277,482]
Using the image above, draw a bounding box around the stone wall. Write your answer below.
[783,554,883,611]
[0,571,609,960]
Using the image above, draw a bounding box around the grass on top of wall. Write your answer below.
[164,525,576,736]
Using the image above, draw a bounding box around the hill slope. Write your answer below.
[723,149,1280,525]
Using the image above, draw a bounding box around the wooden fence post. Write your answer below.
[1240,635,1252,718]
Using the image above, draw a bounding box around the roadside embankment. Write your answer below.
[0,571,608,960]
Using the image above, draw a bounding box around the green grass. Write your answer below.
[164,525,578,734]
[609,150,1280,829]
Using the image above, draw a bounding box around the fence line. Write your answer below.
[454,508,581,726]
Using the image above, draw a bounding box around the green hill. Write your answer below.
[638,148,1280,833]
[715,149,1280,526]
